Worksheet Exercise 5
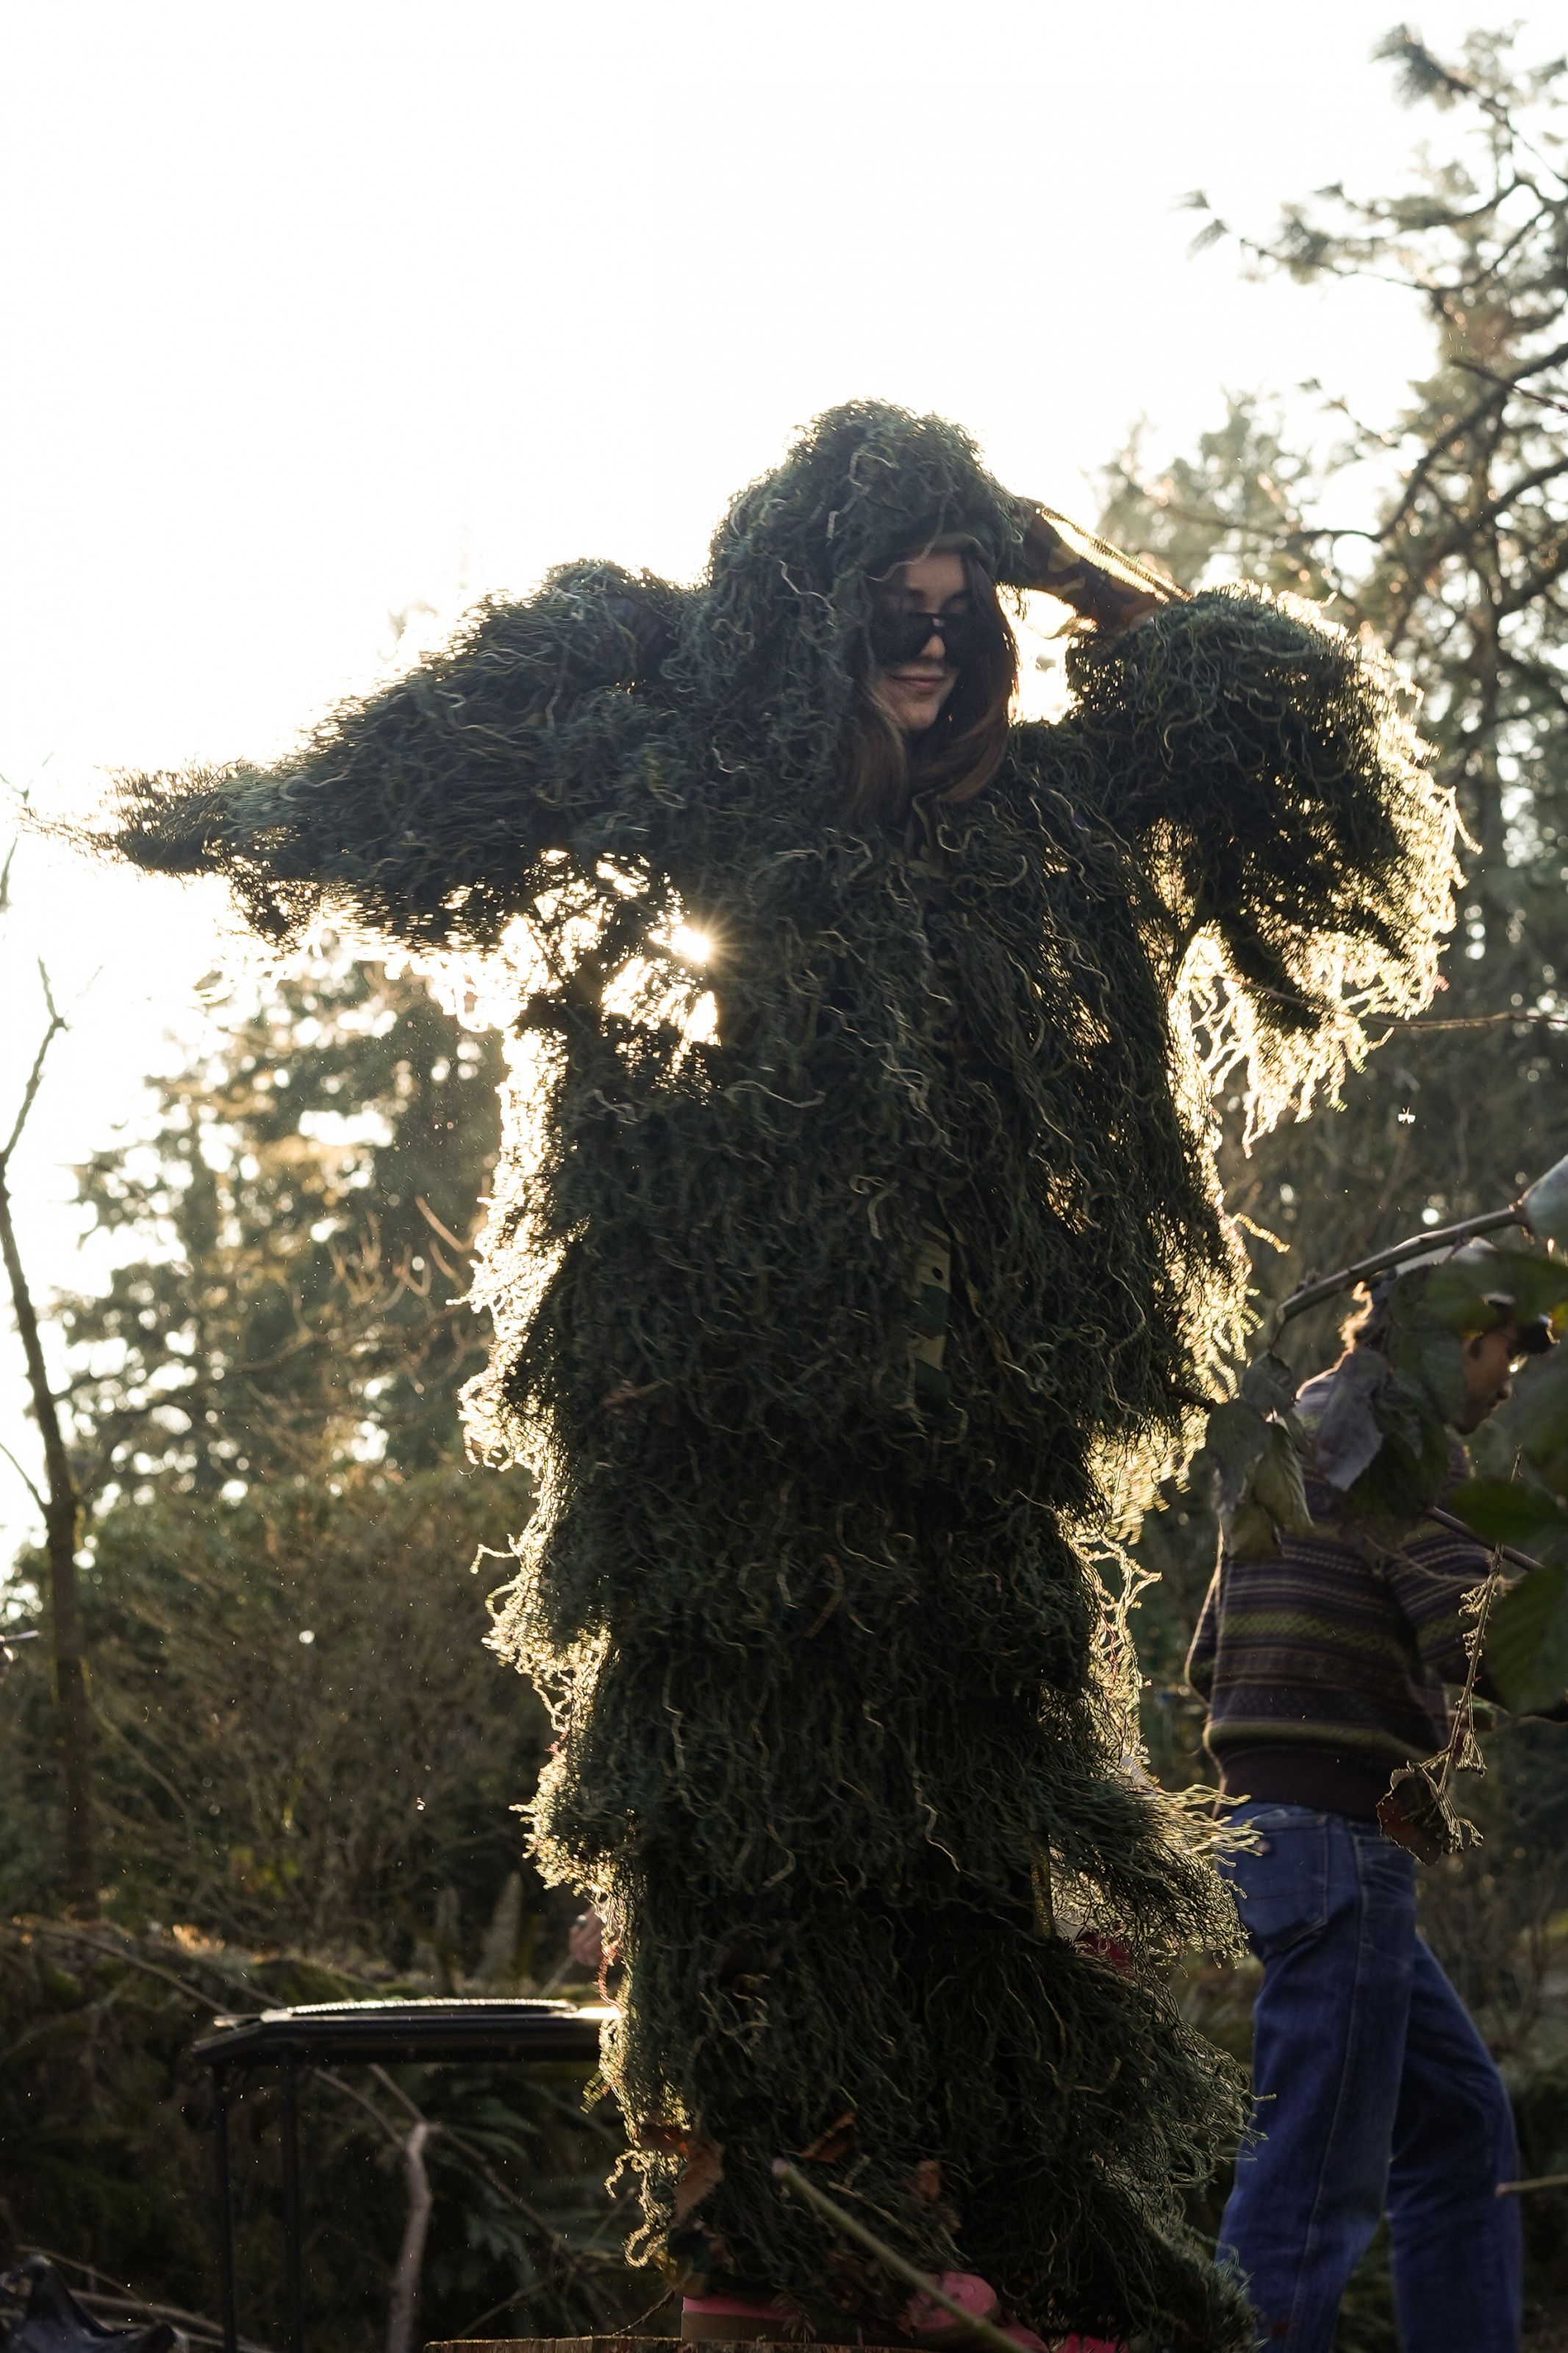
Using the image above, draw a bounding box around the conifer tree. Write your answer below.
[1103,36,1568,2165]
[58,950,506,1495]
[1100,26,1568,1315]
[1,957,554,1954]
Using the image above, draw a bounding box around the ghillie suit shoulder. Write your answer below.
[79,402,1456,2353]
[1044,581,1450,1132]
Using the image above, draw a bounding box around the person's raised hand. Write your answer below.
[1006,498,1181,637]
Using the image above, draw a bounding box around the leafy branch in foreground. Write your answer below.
[1195,1151,1568,1740]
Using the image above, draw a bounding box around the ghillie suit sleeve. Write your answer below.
[82,403,1456,2353]
[97,559,692,953]
[1039,587,1451,1139]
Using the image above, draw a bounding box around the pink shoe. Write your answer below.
[998,2329,1049,2351]
[906,2272,1000,2344]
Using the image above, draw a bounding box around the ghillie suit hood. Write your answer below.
[94,403,1456,2351]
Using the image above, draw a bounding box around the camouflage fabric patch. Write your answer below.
[906,1221,951,1409]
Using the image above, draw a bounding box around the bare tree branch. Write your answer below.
[0,969,96,1913]
[1,965,65,1165]
[0,1436,45,1513]
[385,2121,436,2353]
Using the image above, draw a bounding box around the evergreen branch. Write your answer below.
[1105,478,1373,560]
[1456,453,1568,545]
[1425,210,1562,304]
[1497,538,1568,621]
[6,1919,260,2013]
[1230,226,1425,299]
[164,1289,479,1385]
[1374,28,1482,112]
[1371,387,1520,546]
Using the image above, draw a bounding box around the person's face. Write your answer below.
[870,550,972,738]
[1456,1322,1522,1432]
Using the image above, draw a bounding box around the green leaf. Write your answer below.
[1502,1346,1568,1476]
[1200,1400,1270,1513]
[1395,1260,1497,1338]
[1251,1421,1313,1537]
[1203,1399,1312,1559]
[1386,1316,1467,1424]
[1241,1352,1299,1415]
[1342,1393,1449,1539]
[1445,1477,1568,1558]
[1401,1246,1568,1341]
[1461,1242,1568,1327]
[1486,1561,1568,1716]
[1225,1496,1284,1561]
[1375,1365,1443,1459]
[1521,1153,1568,1248]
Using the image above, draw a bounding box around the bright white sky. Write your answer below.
[0,0,1551,1560]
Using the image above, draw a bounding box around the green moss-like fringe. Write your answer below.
[90,402,1456,2349]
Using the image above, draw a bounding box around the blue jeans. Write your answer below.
[1217,1803,1521,2353]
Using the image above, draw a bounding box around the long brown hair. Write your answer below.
[840,551,1018,823]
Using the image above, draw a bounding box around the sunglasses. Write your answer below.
[867,605,1000,671]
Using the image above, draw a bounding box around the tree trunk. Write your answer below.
[386,2120,435,2353]
[0,1157,96,1915]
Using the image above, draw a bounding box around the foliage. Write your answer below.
[1100,26,1568,1330]
[0,1921,644,2353]
[1,1466,548,1954]
[0,940,623,2339]
[0,959,98,1915]
[1117,24,1568,1721]
[1191,1189,1568,1573]
[1107,19,1568,1785]
[56,952,505,1499]
[1106,31,1568,2340]
[1,951,545,1953]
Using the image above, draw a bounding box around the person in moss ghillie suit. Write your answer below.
[92,404,1458,2351]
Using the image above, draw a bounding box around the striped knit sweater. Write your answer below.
[1185,1366,1489,1818]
